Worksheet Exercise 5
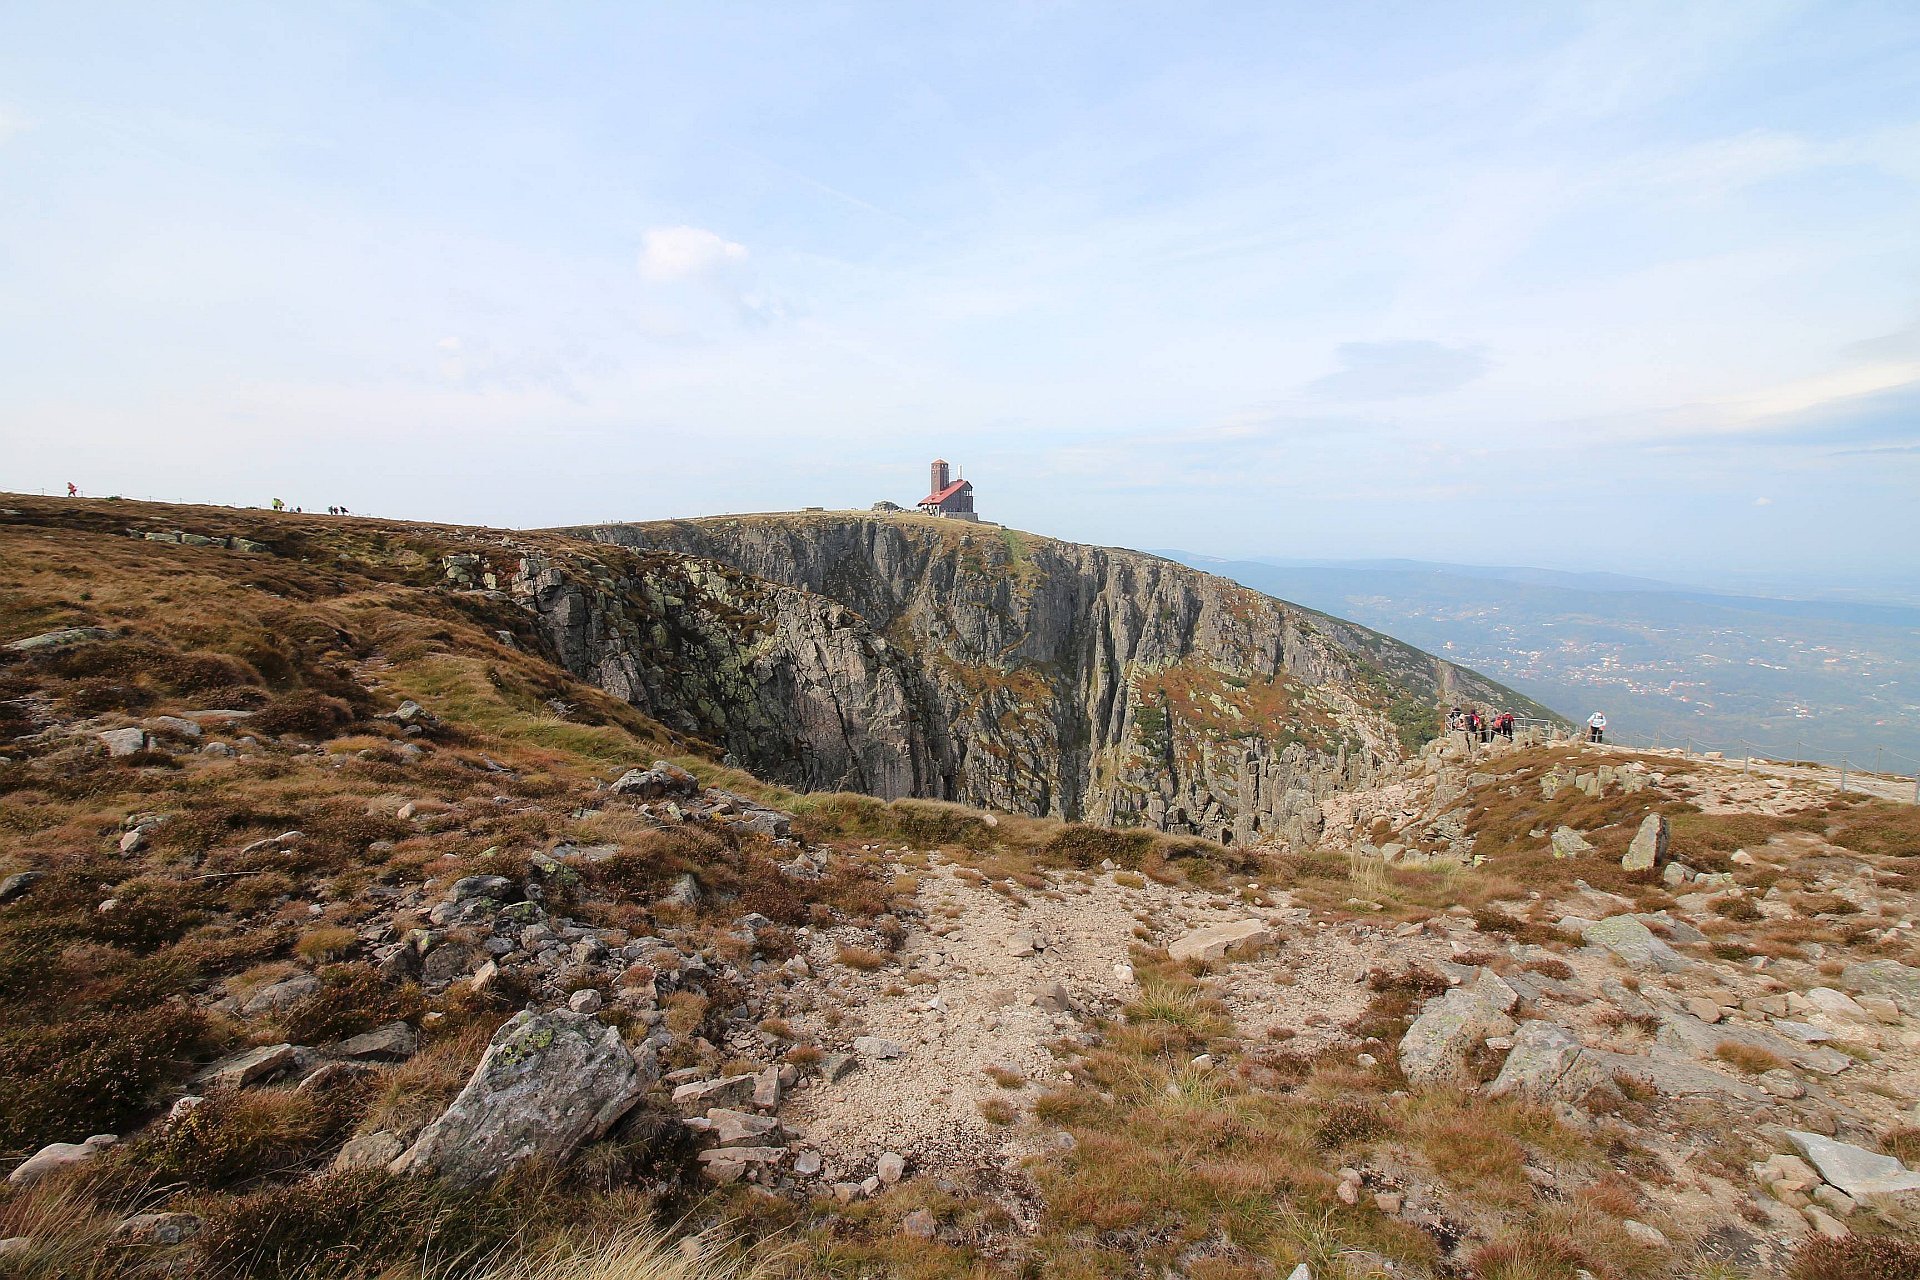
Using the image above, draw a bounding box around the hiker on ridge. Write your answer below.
[66,482,77,497]
[1587,710,1607,744]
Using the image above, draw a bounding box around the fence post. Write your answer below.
[1839,758,1847,794]
[1742,744,1750,775]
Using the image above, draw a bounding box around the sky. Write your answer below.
[2,2,1918,587]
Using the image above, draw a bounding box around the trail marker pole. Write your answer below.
[1839,758,1847,794]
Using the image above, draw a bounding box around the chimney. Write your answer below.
[930,458,950,494]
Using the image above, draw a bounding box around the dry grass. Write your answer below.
[1713,1042,1787,1075]
[835,944,888,972]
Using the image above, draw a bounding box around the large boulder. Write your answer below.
[390,1008,649,1188]
[1398,990,1514,1086]
[1550,826,1592,858]
[1786,1132,1920,1198]
[1656,1011,1852,1075]
[1578,915,1691,973]
[8,1134,117,1186]
[1168,920,1273,964]
[1485,1020,1583,1100]
[1842,960,1920,1015]
[1622,814,1669,871]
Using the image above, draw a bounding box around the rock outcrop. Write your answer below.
[530,513,1552,842]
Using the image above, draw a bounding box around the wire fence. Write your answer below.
[1490,715,1920,804]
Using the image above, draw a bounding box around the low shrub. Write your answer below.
[281,964,425,1044]
[1043,825,1154,869]
[1312,1100,1391,1149]
[0,1004,212,1151]
[1787,1233,1920,1280]
[251,690,355,739]
[144,1082,364,1190]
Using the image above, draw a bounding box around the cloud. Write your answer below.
[1304,340,1490,401]
[637,225,748,281]
[0,106,30,144]
[1753,496,1772,506]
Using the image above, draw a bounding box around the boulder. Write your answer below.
[876,1151,906,1184]
[1398,990,1514,1086]
[1550,826,1592,858]
[390,1008,646,1188]
[672,1074,756,1113]
[706,1108,781,1147]
[1842,960,1920,1015]
[328,1021,418,1062]
[853,1035,904,1060]
[194,1042,299,1089]
[240,973,321,1016]
[1785,1131,1920,1198]
[7,1134,117,1186]
[6,626,113,652]
[1167,920,1273,964]
[0,870,41,904]
[447,874,514,902]
[1804,988,1872,1023]
[113,1212,203,1245]
[1657,1012,1852,1075]
[98,727,148,757]
[1622,814,1668,871]
[1580,915,1690,973]
[334,1130,407,1171]
[1485,1020,1584,1100]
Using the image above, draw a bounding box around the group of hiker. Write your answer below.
[267,499,352,515]
[1449,705,1517,743]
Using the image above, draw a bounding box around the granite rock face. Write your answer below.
[528,514,1549,842]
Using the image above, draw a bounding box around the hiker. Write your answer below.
[65,482,77,497]
[1499,711,1515,741]
[1587,711,1607,744]
[272,498,285,512]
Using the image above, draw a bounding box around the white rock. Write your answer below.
[1167,919,1272,963]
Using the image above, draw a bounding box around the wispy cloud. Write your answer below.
[1304,341,1490,401]
[637,226,747,281]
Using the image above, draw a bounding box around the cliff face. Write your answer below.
[546,513,1556,845]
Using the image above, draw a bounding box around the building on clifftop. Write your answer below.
[917,458,978,521]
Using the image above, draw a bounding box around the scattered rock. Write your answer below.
[900,1208,937,1239]
[672,1074,756,1113]
[1621,1220,1668,1249]
[876,1151,906,1184]
[853,1035,904,1060]
[568,988,605,1015]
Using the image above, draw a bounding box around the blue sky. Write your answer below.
[2,2,1917,586]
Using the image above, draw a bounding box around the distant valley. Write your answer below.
[1160,553,1920,771]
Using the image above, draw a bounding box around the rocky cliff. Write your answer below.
[546,512,1558,845]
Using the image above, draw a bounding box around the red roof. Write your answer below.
[919,478,971,506]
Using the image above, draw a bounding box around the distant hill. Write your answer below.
[1158,553,1920,769]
